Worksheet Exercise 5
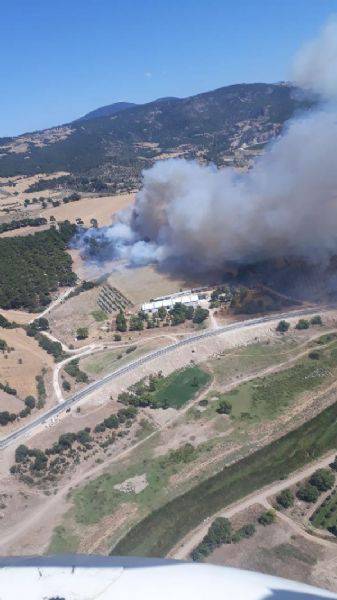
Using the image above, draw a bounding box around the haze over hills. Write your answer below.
[0,82,312,191]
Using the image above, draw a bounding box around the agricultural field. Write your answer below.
[30,325,337,558]
[0,172,134,234]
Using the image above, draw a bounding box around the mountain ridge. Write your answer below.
[0,82,313,191]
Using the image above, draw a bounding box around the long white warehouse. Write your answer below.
[142,293,199,313]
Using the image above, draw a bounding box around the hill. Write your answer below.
[0,83,313,191]
[79,101,137,120]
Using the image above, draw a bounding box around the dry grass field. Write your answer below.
[205,505,337,593]
[106,264,199,305]
[0,327,53,398]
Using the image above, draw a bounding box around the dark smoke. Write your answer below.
[77,18,337,286]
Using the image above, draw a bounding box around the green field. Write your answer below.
[220,343,337,421]
[149,365,211,409]
[208,338,299,386]
[48,525,79,554]
[80,340,162,376]
[111,399,337,557]
[71,438,207,527]
[311,491,337,530]
[91,309,108,322]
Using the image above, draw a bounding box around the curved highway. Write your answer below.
[0,307,323,450]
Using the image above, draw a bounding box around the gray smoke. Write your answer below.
[292,16,337,100]
[79,18,337,276]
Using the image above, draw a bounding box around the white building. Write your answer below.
[142,293,199,314]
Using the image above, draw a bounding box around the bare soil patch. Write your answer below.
[114,473,148,494]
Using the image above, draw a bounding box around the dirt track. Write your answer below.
[169,451,337,560]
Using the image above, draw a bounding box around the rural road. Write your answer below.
[0,306,324,451]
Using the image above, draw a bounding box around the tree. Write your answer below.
[0,411,16,426]
[276,320,290,333]
[216,398,232,415]
[258,510,276,525]
[114,334,122,341]
[24,395,36,410]
[276,488,294,509]
[129,315,144,331]
[116,310,127,332]
[76,429,92,445]
[295,319,310,330]
[32,449,48,471]
[296,483,319,503]
[193,306,209,324]
[62,380,71,391]
[104,414,119,429]
[34,317,49,331]
[309,468,335,492]
[76,327,89,340]
[15,444,29,463]
[204,517,232,546]
[157,306,167,320]
[310,315,323,326]
[308,351,320,360]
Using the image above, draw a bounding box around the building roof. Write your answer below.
[142,293,199,312]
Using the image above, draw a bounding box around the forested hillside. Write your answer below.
[0,83,313,189]
[0,222,77,310]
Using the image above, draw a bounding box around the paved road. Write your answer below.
[0,307,323,451]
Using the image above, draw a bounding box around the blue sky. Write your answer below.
[1,0,337,137]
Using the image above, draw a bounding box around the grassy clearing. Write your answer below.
[268,543,316,567]
[220,341,337,422]
[111,399,337,557]
[48,525,79,554]
[148,365,211,409]
[91,309,108,322]
[80,339,163,376]
[311,491,337,530]
[72,439,204,526]
[208,338,299,386]
[81,348,124,375]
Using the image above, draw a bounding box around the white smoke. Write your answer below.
[292,16,337,100]
[79,17,337,276]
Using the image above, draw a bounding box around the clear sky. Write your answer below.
[2,0,337,137]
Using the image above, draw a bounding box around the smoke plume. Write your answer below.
[78,18,337,278]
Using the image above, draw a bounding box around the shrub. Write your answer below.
[297,483,319,503]
[310,315,323,325]
[258,510,276,526]
[216,398,232,415]
[295,319,310,330]
[235,523,256,540]
[308,351,320,360]
[76,327,89,340]
[309,468,335,492]
[114,334,122,341]
[62,380,71,391]
[276,488,294,509]
[276,320,290,333]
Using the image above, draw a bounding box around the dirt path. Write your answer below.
[2,318,336,553]
[169,452,337,559]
